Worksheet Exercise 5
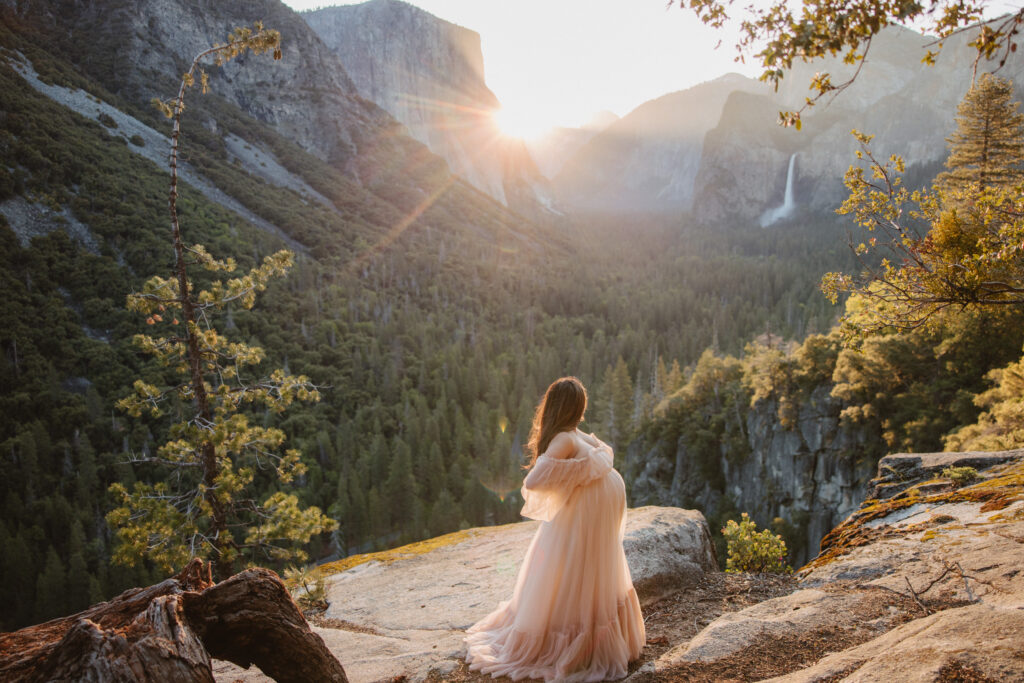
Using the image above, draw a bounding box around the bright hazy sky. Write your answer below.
[283,0,759,131]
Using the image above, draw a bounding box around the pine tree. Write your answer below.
[664,359,684,396]
[428,489,460,536]
[385,439,416,526]
[608,356,635,456]
[106,24,334,579]
[34,547,66,622]
[825,77,1024,333]
[937,73,1024,196]
[66,551,91,613]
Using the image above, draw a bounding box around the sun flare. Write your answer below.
[492,106,552,140]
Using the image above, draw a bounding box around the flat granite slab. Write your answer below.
[215,505,716,683]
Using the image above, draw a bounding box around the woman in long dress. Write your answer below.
[465,376,645,682]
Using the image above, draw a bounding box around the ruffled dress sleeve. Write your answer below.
[520,441,614,522]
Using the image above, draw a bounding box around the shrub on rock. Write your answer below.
[722,513,791,574]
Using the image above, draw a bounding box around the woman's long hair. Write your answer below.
[526,377,587,468]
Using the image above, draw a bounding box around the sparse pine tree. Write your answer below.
[664,359,684,396]
[107,24,334,580]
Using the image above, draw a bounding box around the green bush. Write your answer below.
[941,465,979,486]
[722,513,792,574]
[97,112,117,128]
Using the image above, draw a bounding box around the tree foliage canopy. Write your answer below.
[821,75,1024,335]
[675,0,1024,125]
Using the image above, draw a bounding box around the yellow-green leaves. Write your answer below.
[107,482,194,574]
[825,102,1024,341]
[243,493,337,563]
[722,512,792,574]
[195,250,293,310]
[671,1,1019,128]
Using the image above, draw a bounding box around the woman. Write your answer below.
[465,376,645,682]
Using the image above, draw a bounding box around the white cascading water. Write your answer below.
[760,153,797,227]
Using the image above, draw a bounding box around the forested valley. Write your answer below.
[3,0,1024,634]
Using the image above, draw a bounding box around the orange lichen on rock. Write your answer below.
[317,527,497,578]
[803,459,1023,572]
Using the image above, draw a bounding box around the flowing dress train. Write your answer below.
[465,431,645,682]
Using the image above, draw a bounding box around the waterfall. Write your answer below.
[760,153,797,227]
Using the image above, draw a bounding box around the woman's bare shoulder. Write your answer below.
[544,431,577,460]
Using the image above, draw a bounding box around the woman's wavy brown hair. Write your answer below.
[525,376,587,468]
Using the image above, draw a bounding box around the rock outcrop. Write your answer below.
[214,506,717,682]
[628,385,878,567]
[631,450,1024,681]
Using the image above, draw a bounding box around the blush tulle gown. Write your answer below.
[464,430,645,681]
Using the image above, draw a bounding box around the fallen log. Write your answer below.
[0,559,348,683]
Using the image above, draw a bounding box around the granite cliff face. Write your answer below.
[19,0,434,177]
[628,385,879,567]
[304,0,553,215]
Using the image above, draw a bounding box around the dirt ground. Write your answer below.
[418,571,980,683]
[424,572,798,682]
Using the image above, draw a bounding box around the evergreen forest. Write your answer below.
[2,1,1024,632]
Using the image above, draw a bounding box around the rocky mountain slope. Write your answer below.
[29,0,419,177]
[692,25,998,224]
[303,0,554,216]
[525,111,619,179]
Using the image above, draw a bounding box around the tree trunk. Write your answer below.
[0,559,348,683]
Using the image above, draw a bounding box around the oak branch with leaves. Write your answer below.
[822,111,1024,337]
[674,0,1024,127]
[107,23,336,580]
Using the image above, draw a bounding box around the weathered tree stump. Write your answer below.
[0,559,348,683]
